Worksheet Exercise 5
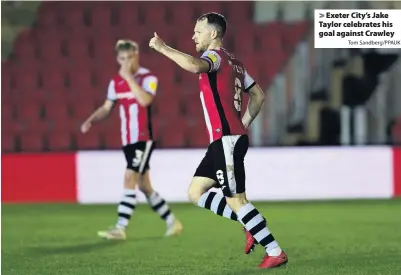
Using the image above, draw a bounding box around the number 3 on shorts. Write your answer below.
[132,150,144,167]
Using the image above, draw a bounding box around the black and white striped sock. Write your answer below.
[147,192,175,226]
[237,203,281,256]
[197,191,238,221]
[116,188,137,229]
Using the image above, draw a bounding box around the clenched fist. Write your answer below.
[149,32,166,52]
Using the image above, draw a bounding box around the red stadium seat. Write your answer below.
[117,2,142,26]
[13,31,37,64]
[169,2,195,26]
[260,25,286,56]
[90,5,112,29]
[61,8,85,28]
[156,116,186,147]
[1,61,11,94]
[15,101,43,123]
[13,40,38,61]
[181,94,203,118]
[175,36,197,55]
[92,38,119,64]
[12,68,39,91]
[186,118,208,148]
[71,101,98,120]
[44,101,71,120]
[10,60,42,79]
[19,132,45,152]
[233,25,258,57]
[154,95,181,118]
[2,120,23,135]
[36,34,65,62]
[47,131,72,151]
[66,39,90,60]
[193,2,224,16]
[75,129,102,150]
[40,69,67,91]
[68,68,95,92]
[95,112,119,133]
[1,103,15,121]
[141,2,168,28]
[93,64,118,90]
[103,130,122,150]
[23,88,48,102]
[56,1,89,12]
[224,2,253,24]
[1,133,16,152]
[161,122,186,148]
[151,116,166,142]
[23,120,50,134]
[50,118,79,133]
[36,4,59,28]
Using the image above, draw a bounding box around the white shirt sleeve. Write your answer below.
[200,50,222,72]
[107,80,117,101]
[244,70,256,92]
[142,75,158,95]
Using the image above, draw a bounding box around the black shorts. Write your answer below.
[194,135,249,197]
[123,141,155,174]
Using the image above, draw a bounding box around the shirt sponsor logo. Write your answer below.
[116,92,135,99]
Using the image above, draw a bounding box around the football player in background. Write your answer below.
[81,40,183,240]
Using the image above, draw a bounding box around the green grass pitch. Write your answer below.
[2,199,401,275]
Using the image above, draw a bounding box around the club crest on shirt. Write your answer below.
[149,81,157,92]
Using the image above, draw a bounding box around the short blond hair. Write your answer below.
[114,39,139,54]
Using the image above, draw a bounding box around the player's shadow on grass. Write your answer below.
[28,236,163,256]
[129,236,164,242]
[28,241,120,255]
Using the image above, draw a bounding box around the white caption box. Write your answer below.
[314,9,401,48]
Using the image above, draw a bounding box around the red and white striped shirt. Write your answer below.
[107,67,158,146]
[198,48,256,143]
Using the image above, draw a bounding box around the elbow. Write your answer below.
[191,60,206,74]
[137,98,153,107]
[192,66,202,74]
[137,101,150,108]
[101,106,112,115]
[258,92,265,104]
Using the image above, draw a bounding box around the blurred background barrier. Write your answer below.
[2,147,400,203]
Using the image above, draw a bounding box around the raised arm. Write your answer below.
[149,32,210,74]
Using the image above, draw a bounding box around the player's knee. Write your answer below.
[138,171,153,196]
[138,180,152,196]
[124,170,139,189]
[226,194,248,213]
[187,185,202,205]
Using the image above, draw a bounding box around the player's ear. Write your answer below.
[210,29,218,40]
